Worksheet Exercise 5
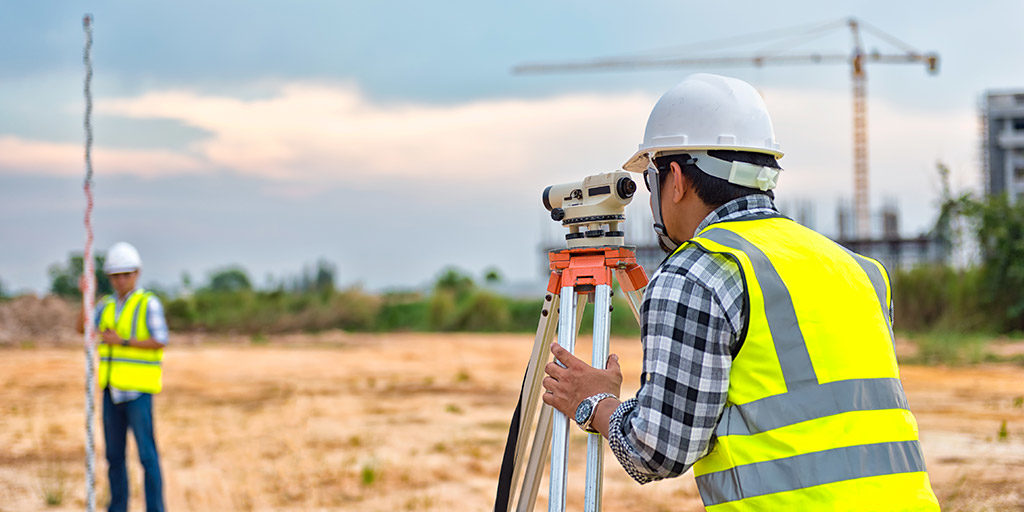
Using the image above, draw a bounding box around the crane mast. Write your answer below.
[850,19,870,238]
[514,17,939,240]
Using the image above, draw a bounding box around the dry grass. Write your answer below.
[0,332,1022,511]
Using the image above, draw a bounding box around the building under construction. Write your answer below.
[982,89,1024,203]
[540,199,950,280]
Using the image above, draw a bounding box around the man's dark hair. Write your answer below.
[654,150,780,207]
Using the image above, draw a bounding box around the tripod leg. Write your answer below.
[548,287,579,512]
[516,404,553,512]
[516,293,588,512]
[615,269,646,326]
[584,284,612,512]
[497,291,560,512]
[518,293,587,511]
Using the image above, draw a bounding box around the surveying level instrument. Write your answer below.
[495,171,649,512]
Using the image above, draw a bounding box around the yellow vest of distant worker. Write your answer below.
[97,289,163,394]
[679,215,938,511]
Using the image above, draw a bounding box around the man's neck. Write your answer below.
[116,288,137,301]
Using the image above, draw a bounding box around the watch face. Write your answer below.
[574,400,593,424]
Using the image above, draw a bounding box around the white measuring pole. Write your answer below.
[583,284,612,512]
[81,14,98,512]
[548,287,578,512]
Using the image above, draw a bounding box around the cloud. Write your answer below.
[1,81,977,221]
[0,136,207,178]
[96,83,656,188]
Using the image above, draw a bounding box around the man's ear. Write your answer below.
[668,161,687,203]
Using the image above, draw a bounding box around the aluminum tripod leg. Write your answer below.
[583,284,612,512]
[517,293,587,512]
[549,286,578,512]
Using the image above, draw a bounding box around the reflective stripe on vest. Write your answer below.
[681,217,937,510]
[97,289,163,394]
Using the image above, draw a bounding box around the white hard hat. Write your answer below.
[104,242,142,274]
[622,73,783,173]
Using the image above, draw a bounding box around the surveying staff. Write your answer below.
[541,73,939,510]
[79,242,167,512]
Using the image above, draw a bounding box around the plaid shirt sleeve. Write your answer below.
[606,248,745,484]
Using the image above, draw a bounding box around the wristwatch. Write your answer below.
[574,393,616,434]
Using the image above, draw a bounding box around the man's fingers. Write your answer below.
[544,361,566,379]
[541,391,555,407]
[550,342,582,369]
[606,353,622,373]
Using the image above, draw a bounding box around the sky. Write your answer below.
[1,1,1022,294]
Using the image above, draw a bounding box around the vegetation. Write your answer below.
[893,164,1024,337]
[41,257,644,338]
[48,253,112,298]
[36,167,1024,358]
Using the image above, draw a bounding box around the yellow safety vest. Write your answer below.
[678,215,938,511]
[97,289,163,394]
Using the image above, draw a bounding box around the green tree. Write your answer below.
[959,194,1024,331]
[312,259,336,293]
[483,267,503,285]
[937,162,1024,332]
[434,267,475,299]
[48,253,112,299]
[205,266,253,292]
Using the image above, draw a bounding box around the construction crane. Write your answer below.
[514,17,939,239]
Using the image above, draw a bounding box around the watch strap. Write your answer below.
[577,392,616,434]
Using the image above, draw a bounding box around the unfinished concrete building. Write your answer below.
[982,89,1024,203]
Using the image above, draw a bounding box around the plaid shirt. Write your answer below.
[606,194,778,484]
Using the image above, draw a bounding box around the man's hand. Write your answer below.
[100,330,122,346]
[541,342,623,417]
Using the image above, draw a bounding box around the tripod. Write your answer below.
[495,245,648,512]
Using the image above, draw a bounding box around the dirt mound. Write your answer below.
[0,295,79,346]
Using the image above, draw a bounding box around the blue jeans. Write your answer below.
[102,389,164,512]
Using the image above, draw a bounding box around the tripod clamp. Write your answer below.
[546,246,648,296]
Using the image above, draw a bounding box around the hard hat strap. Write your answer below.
[688,151,781,191]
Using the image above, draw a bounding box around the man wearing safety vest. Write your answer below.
[81,242,167,512]
[541,74,939,510]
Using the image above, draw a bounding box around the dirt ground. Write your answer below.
[1,332,1023,511]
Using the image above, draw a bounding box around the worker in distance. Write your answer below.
[541,73,939,510]
[78,242,167,512]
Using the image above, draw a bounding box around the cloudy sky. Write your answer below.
[1,1,1021,293]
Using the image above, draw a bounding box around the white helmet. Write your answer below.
[104,242,142,274]
[624,74,783,253]
[623,73,783,173]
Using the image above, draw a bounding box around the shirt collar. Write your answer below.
[693,194,778,237]
[115,287,140,304]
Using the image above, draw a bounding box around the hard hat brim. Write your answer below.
[622,145,784,173]
[104,266,139,275]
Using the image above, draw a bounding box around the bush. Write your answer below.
[376,293,431,331]
[448,291,511,332]
[893,265,989,332]
[428,290,458,331]
[163,286,380,334]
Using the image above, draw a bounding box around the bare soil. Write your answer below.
[1,332,1022,511]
